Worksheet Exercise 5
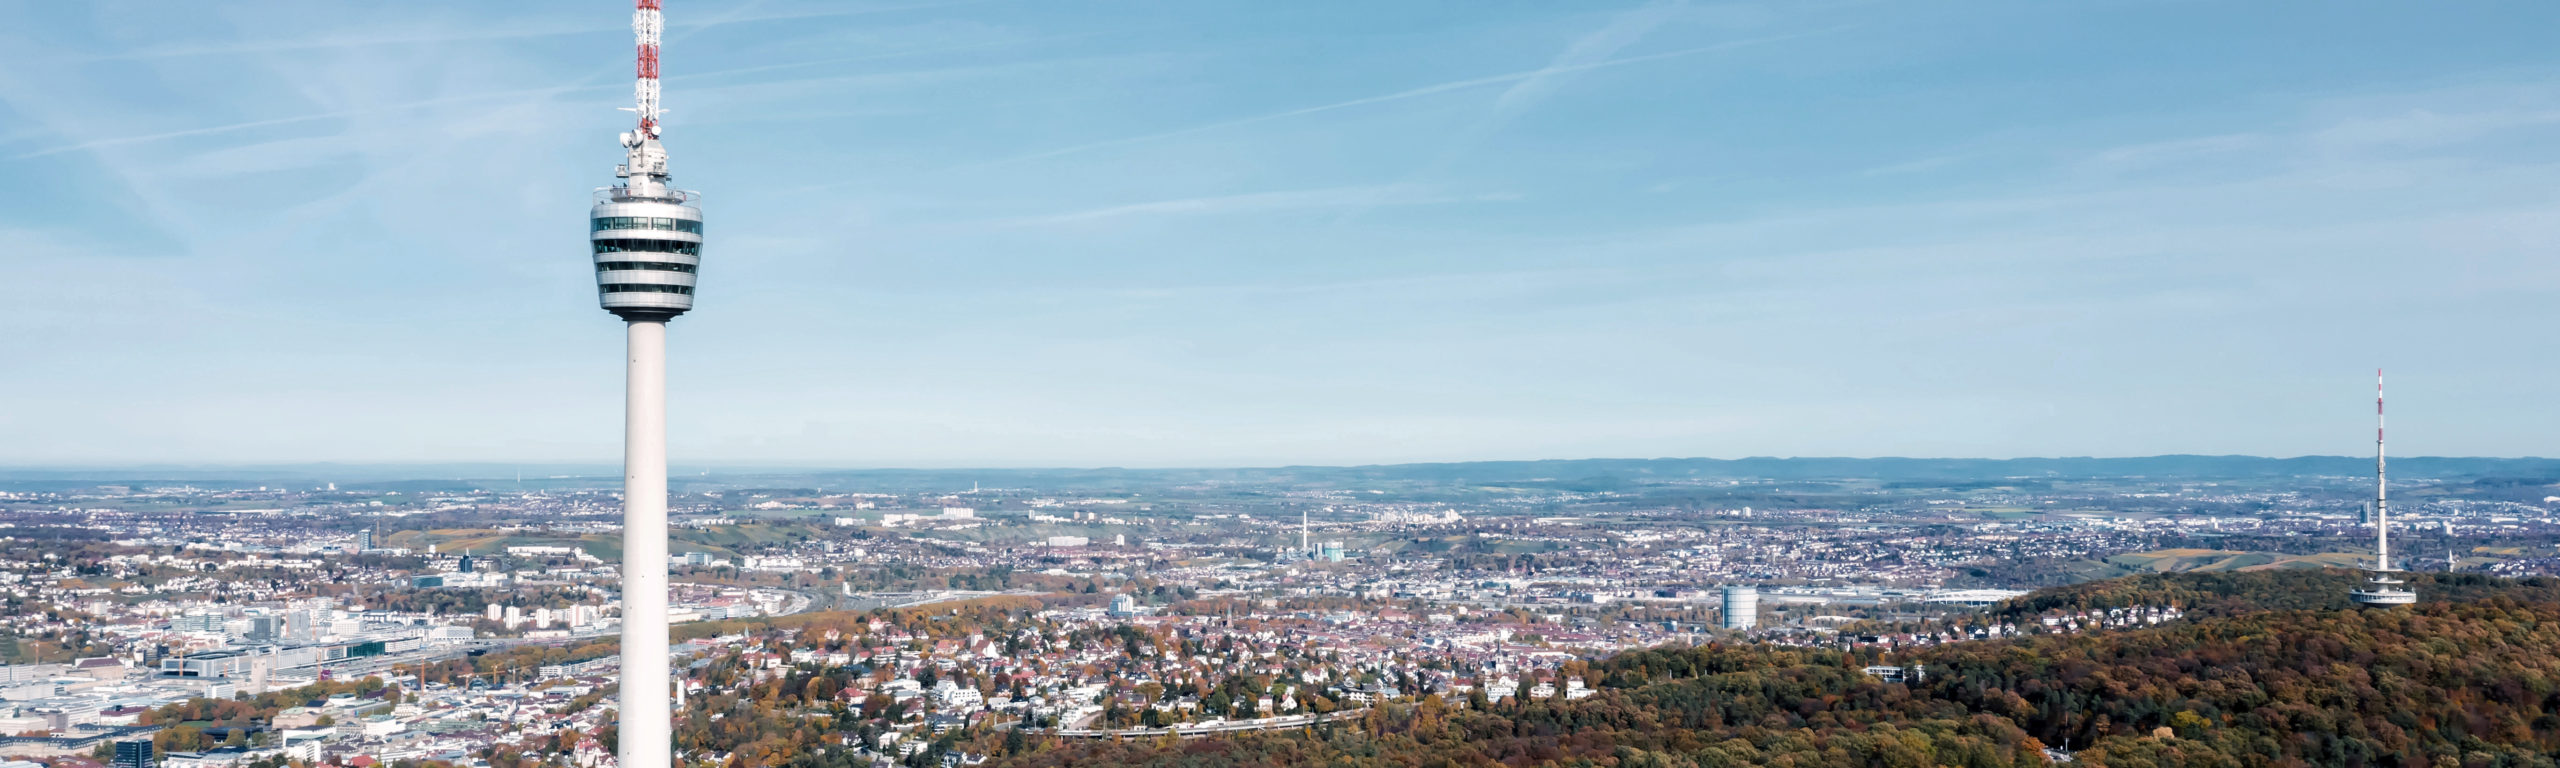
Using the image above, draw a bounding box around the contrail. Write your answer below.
[966,29,1822,171]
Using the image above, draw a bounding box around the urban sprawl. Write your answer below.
[4,461,2556,768]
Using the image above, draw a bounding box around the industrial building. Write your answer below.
[1721,585,1759,631]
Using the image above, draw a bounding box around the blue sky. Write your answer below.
[2,1,2554,466]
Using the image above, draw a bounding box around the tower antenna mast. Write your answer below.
[631,0,662,140]
[615,0,675,196]
[2351,369,2415,607]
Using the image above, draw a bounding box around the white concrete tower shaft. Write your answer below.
[619,319,670,768]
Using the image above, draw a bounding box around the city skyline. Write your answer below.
[5,0,2558,466]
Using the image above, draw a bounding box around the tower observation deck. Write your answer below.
[591,182,702,321]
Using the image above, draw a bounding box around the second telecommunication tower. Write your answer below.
[2351,370,2415,608]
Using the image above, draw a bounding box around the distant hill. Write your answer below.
[3,454,2554,491]
[1260,454,2560,484]
[1988,568,2560,620]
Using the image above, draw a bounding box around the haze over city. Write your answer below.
[6,1,2556,466]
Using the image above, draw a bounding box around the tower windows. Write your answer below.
[591,216,703,234]
[591,239,701,255]
[596,262,697,273]
[601,284,694,295]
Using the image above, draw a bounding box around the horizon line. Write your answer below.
[0,452,2551,475]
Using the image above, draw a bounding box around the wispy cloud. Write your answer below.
[1491,0,1691,123]
[2068,107,2560,186]
[2308,105,2560,151]
[0,68,195,237]
[673,33,1065,84]
[1331,0,1693,226]
[1859,154,1962,176]
[10,1,2559,462]
[4,26,1054,162]
[73,22,612,62]
[70,1,978,62]
[165,134,362,180]
[1003,184,1507,226]
[969,27,1817,169]
[2077,133,2263,176]
[3,110,358,161]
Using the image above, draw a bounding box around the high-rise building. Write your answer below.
[596,3,697,767]
[247,657,271,696]
[112,739,153,768]
[356,528,374,551]
[1721,585,1759,631]
[1300,508,1310,555]
[170,612,223,634]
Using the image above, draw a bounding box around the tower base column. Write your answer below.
[620,319,671,768]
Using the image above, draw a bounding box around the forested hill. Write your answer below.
[991,571,2560,768]
[1987,569,2560,621]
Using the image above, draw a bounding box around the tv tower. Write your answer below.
[594,1,700,766]
[2351,369,2415,607]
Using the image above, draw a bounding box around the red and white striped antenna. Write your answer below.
[631,0,664,139]
[614,0,673,189]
